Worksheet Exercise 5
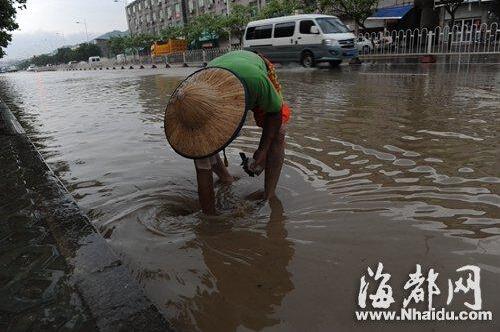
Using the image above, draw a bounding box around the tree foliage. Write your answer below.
[160,25,185,41]
[435,0,464,27]
[184,14,226,44]
[0,0,27,58]
[20,43,101,67]
[259,0,309,19]
[108,33,156,56]
[109,36,127,56]
[223,4,256,42]
[319,0,378,29]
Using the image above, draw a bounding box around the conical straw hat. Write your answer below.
[164,67,248,159]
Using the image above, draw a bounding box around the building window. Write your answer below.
[174,3,181,18]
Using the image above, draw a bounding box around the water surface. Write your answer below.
[1,64,499,331]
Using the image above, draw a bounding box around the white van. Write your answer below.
[243,14,358,67]
[88,56,101,64]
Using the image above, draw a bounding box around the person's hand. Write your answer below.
[249,148,266,172]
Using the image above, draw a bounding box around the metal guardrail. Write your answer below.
[357,23,500,57]
[166,46,241,65]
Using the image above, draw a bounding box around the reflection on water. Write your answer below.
[178,197,294,331]
[1,64,499,331]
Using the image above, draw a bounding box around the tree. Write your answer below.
[184,14,226,44]
[109,36,127,56]
[302,0,320,12]
[54,47,75,63]
[223,4,256,43]
[21,43,102,67]
[122,33,156,56]
[135,33,156,53]
[436,0,464,28]
[258,0,306,19]
[160,25,185,41]
[319,0,378,30]
[0,0,27,58]
[73,43,101,60]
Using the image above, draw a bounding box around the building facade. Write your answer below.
[436,0,497,28]
[126,0,498,37]
[360,0,497,33]
[126,0,266,36]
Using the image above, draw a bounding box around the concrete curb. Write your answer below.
[0,100,172,331]
[0,99,24,135]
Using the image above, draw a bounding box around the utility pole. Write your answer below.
[76,20,89,43]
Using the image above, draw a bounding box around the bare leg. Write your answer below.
[264,128,285,200]
[195,166,216,215]
[211,154,234,184]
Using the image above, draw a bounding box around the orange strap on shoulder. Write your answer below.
[253,54,292,127]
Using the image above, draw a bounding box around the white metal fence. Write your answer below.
[166,47,239,65]
[357,23,500,57]
[164,23,500,64]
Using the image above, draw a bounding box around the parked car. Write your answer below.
[243,14,358,68]
[355,36,374,54]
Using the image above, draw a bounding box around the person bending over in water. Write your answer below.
[164,50,291,215]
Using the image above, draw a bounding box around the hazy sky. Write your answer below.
[3,0,130,61]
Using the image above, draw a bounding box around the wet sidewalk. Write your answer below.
[0,100,171,331]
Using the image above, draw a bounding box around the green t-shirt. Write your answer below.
[208,50,282,113]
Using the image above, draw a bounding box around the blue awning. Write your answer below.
[367,4,413,20]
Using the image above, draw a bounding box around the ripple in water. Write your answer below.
[1,64,499,331]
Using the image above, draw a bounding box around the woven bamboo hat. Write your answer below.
[164,67,248,159]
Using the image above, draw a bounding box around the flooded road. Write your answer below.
[1,64,499,331]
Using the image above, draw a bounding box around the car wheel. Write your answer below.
[300,51,315,68]
[363,45,371,54]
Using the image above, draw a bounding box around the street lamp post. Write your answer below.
[76,20,89,43]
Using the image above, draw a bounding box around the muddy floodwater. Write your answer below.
[1,64,499,331]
